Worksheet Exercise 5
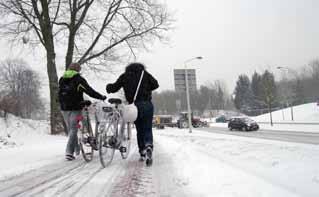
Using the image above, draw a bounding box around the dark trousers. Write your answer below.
[134,101,154,155]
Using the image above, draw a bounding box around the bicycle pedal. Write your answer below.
[108,137,116,146]
[119,146,127,153]
[92,145,98,151]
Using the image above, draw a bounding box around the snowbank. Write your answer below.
[0,114,66,180]
[254,102,319,122]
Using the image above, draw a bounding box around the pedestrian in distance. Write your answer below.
[58,63,106,161]
[106,62,159,166]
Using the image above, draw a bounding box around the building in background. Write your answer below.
[174,69,197,92]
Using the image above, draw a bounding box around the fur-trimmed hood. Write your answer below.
[125,62,145,73]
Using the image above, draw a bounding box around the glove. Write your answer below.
[106,84,111,93]
[101,95,107,101]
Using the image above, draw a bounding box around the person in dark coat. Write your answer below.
[106,62,159,165]
[58,63,106,160]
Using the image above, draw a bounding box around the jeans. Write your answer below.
[62,110,81,156]
[134,101,154,155]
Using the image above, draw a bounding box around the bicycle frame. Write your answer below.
[77,106,92,130]
[98,98,132,167]
[100,104,124,146]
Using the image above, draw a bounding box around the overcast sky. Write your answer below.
[138,0,319,92]
[1,0,319,95]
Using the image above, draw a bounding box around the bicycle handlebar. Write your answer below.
[108,98,122,105]
[80,100,92,108]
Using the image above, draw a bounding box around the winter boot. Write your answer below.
[139,153,146,162]
[145,146,153,166]
[65,154,75,161]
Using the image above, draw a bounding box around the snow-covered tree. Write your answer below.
[233,74,253,113]
[251,71,265,111]
[0,59,44,119]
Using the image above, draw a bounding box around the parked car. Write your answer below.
[228,117,259,131]
[153,115,176,129]
[215,115,230,123]
[177,112,208,128]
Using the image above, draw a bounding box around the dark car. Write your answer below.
[215,115,230,123]
[228,117,259,131]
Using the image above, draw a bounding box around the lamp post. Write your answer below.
[184,56,203,133]
[277,66,295,121]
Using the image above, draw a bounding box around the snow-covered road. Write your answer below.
[202,126,319,144]
[1,128,319,197]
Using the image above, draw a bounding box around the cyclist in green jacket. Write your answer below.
[58,63,106,160]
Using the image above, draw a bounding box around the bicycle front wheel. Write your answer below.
[79,118,94,162]
[120,122,132,159]
[99,124,116,168]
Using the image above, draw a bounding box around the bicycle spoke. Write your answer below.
[78,115,94,162]
[99,126,115,168]
[120,122,131,159]
[95,100,131,167]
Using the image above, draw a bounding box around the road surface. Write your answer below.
[200,126,319,145]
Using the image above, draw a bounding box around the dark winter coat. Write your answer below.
[106,63,159,104]
[58,70,105,111]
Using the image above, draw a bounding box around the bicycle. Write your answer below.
[77,100,96,162]
[98,98,132,167]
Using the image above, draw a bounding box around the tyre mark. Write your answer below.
[21,163,90,197]
[96,145,140,197]
[0,161,84,195]
[109,152,156,197]
[1,137,139,197]
[68,166,103,197]
[12,162,87,197]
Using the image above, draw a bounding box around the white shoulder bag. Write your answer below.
[122,70,144,122]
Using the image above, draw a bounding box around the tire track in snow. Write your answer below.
[109,154,157,197]
[1,134,174,197]
[21,162,100,197]
[107,140,185,197]
[28,145,140,197]
[12,162,87,197]
[0,160,85,196]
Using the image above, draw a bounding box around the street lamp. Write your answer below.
[184,56,203,133]
[277,66,295,121]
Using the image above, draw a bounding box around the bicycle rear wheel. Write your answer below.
[120,122,132,159]
[99,123,116,167]
[78,116,94,162]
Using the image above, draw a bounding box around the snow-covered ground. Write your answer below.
[156,128,319,197]
[254,102,319,123]
[0,103,319,196]
[0,114,65,180]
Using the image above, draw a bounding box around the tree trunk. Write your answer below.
[37,0,65,135]
[46,50,64,134]
[65,31,76,69]
[269,102,273,126]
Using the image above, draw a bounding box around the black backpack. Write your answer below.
[58,78,78,109]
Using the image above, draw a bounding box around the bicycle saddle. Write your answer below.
[108,98,122,105]
[80,100,92,107]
